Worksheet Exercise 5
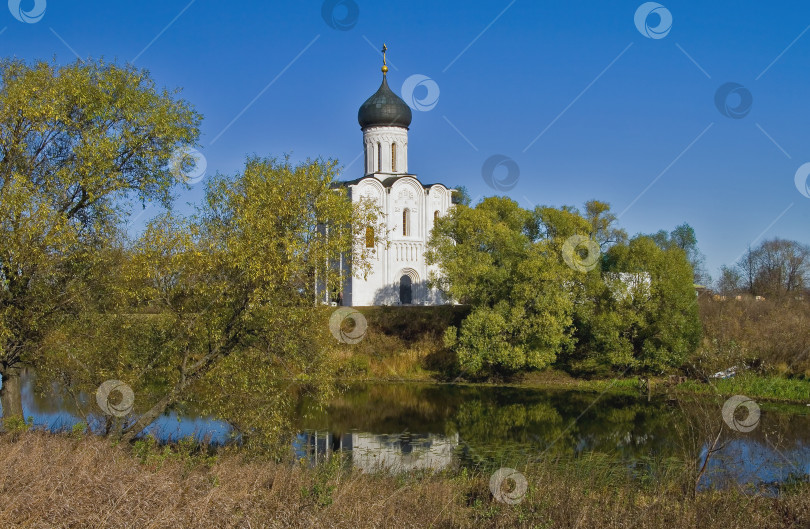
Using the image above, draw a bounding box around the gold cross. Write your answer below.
[381,43,387,66]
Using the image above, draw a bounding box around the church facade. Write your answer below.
[340,50,455,306]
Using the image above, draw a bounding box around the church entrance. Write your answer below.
[399,275,412,304]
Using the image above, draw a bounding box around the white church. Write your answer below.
[339,48,455,307]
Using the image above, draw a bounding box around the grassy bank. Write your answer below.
[327,302,810,404]
[328,305,468,381]
[1,431,809,528]
[516,371,810,404]
[677,374,810,403]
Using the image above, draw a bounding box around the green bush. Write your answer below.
[569,236,701,374]
[428,198,700,378]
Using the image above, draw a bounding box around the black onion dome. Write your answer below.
[358,75,412,129]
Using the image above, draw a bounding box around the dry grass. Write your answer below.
[1,431,809,528]
[328,306,468,381]
[695,297,810,377]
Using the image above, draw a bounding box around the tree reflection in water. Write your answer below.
[13,374,810,488]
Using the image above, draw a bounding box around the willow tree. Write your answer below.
[569,235,701,375]
[98,156,383,444]
[0,58,200,423]
[426,197,576,376]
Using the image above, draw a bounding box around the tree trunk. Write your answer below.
[694,426,723,496]
[0,364,25,424]
[119,344,230,443]
[119,308,245,444]
[119,390,176,443]
[106,415,124,441]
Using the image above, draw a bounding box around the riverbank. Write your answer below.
[329,301,810,405]
[332,368,810,405]
[0,431,808,528]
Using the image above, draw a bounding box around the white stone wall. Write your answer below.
[345,177,454,306]
[362,126,408,175]
[350,432,459,472]
[341,122,454,306]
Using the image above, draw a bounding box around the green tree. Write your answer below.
[451,185,472,206]
[583,199,627,249]
[0,58,200,423]
[427,197,575,376]
[430,198,700,377]
[571,235,701,374]
[649,223,710,285]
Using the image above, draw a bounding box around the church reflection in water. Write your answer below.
[295,431,460,472]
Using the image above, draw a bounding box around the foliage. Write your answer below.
[132,434,218,470]
[451,185,472,206]
[649,223,710,285]
[428,198,700,377]
[1,415,32,433]
[716,265,743,296]
[300,453,343,508]
[41,156,382,449]
[582,199,627,249]
[71,421,88,438]
[569,236,700,374]
[0,57,200,419]
[427,198,576,376]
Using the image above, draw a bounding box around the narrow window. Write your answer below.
[434,210,439,223]
[377,142,381,172]
[403,208,410,236]
[365,227,374,248]
[391,143,397,172]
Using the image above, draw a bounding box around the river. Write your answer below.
[6,372,810,490]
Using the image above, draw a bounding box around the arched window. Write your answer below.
[391,143,397,172]
[377,142,381,172]
[434,210,440,223]
[365,227,374,248]
[402,208,410,236]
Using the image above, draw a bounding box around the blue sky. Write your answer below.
[4,0,810,279]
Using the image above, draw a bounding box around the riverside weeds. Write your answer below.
[1,431,809,528]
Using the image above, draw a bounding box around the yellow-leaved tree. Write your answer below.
[42,156,384,447]
[114,156,384,445]
[0,58,200,424]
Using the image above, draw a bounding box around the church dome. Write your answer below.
[358,75,412,129]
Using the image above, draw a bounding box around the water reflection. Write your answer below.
[295,431,459,472]
[15,370,232,444]
[6,373,810,488]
